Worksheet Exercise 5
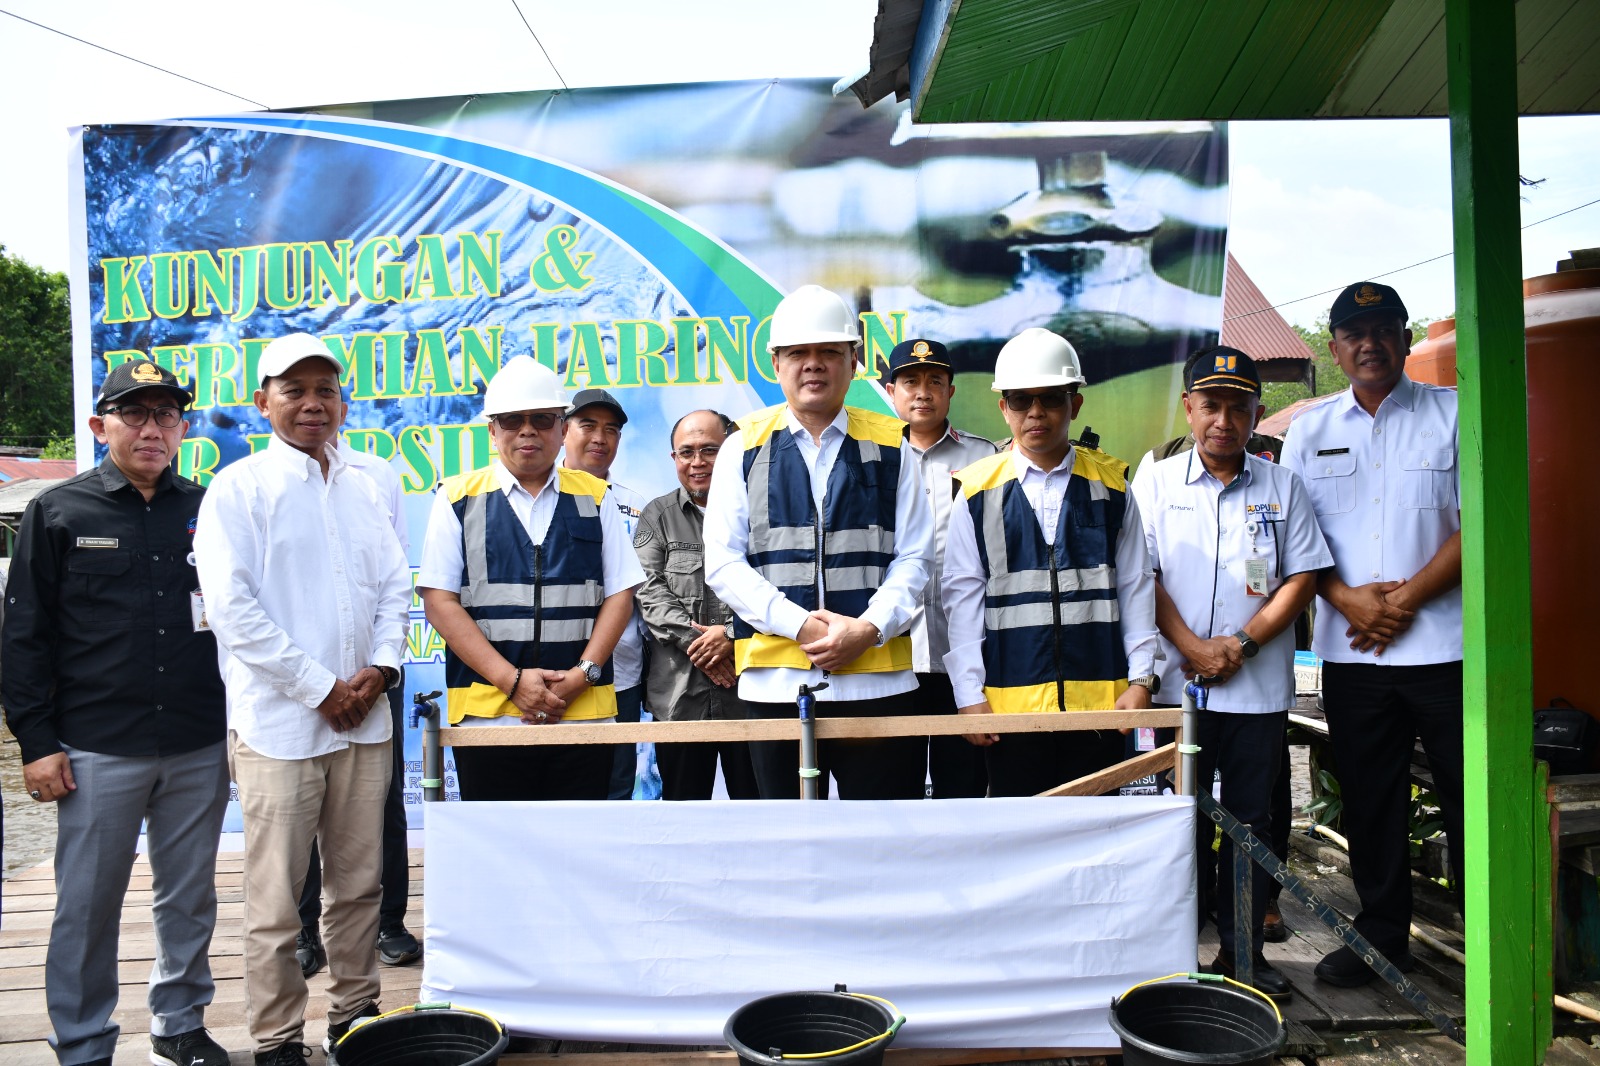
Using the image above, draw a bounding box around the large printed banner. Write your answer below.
[69,81,1228,824]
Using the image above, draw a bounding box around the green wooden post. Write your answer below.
[1445,0,1549,1060]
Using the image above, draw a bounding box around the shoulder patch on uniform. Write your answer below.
[633,527,654,549]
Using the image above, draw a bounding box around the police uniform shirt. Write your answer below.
[1131,451,1332,712]
[905,424,997,673]
[1281,376,1461,666]
[703,405,933,704]
[417,458,645,723]
[942,446,1160,710]
[2,460,226,764]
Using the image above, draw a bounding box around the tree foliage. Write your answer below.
[0,246,72,448]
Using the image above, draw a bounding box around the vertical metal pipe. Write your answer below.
[798,683,824,800]
[414,690,444,803]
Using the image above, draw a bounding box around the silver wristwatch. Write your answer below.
[576,659,603,685]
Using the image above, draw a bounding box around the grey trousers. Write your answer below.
[47,741,230,1065]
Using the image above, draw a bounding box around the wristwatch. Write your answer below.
[724,622,736,641]
[1128,674,1161,695]
[1233,630,1260,659]
[375,665,399,690]
[576,659,603,685]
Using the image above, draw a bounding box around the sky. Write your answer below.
[3,0,1598,328]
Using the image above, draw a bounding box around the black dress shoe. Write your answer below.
[1262,898,1289,943]
[1314,944,1416,987]
[1206,952,1293,1001]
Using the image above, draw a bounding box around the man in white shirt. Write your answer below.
[561,387,650,800]
[296,434,421,980]
[1132,347,1332,1001]
[704,285,933,799]
[194,334,411,1066]
[1282,282,1463,988]
[883,338,997,797]
[942,327,1159,797]
[418,357,643,801]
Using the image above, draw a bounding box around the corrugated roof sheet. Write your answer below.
[0,458,77,483]
[1220,254,1316,367]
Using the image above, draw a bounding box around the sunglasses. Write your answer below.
[1002,390,1075,412]
[491,411,561,432]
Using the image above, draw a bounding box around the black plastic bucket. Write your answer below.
[724,988,902,1066]
[1109,976,1285,1066]
[329,1003,509,1066]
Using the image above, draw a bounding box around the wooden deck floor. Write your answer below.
[2,846,1597,1065]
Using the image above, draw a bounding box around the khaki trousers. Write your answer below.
[229,732,391,1053]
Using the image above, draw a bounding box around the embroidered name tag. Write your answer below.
[75,537,119,549]
[1245,503,1281,518]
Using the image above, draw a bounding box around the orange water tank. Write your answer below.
[1405,267,1600,722]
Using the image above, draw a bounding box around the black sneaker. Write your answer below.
[377,925,421,966]
[295,926,326,978]
[254,1041,311,1066]
[151,1028,229,1066]
[324,1002,382,1053]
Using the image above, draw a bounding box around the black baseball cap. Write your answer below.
[1329,281,1408,330]
[566,388,629,426]
[885,338,954,381]
[1184,346,1262,395]
[97,358,193,410]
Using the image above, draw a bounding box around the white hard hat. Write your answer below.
[257,333,348,387]
[991,328,1087,392]
[766,285,860,354]
[482,356,568,419]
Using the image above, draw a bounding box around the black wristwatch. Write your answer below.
[576,659,603,685]
[1233,630,1260,659]
[375,665,399,690]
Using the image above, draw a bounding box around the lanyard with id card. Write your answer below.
[1243,502,1281,597]
[187,552,210,631]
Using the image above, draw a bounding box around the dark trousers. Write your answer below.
[985,726,1125,797]
[744,690,926,799]
[607,684,644,800]
[658,740,761,800]
[917,672,988,798]
[1193,710,1286,957]
[1322,660,1465,954]
[452,732,613,801]
[299,681,409,931]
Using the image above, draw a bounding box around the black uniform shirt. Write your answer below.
[1,459,226,763]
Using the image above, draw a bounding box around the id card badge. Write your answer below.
[190,590,210,632]
[1135,726,1156,752]
[1244,557,1270,597]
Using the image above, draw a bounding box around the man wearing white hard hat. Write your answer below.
[418,356,644,802]
[703,285,933,799]
[194,333,411,1064]
[941,327,1160,796]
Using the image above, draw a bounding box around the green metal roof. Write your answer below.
[847,0,1600,122]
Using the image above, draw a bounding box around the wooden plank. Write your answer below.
[498,1051,1115,1066]
[443,711,1182,747]
[1316,1029,1466,1063]
[1040,744,1175,798]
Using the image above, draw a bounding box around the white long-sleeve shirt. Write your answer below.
[195,436,411,759]
[941,446,1159,709]
[703,406,933,703]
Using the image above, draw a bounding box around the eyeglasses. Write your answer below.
[104,404,184,428]
[491,411,561,432]
[1002,390,1075,412]
[673,445,721,462]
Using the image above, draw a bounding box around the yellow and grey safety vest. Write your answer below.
[730,404,912,674]
[954,447,1130,713]
[441,466,616,724]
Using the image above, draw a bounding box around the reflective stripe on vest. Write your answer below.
[441,466,618,724]
[955,448,1131,712]
[730,404,912,674]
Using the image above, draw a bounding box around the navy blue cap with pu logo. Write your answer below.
[1183,345,1261,395]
